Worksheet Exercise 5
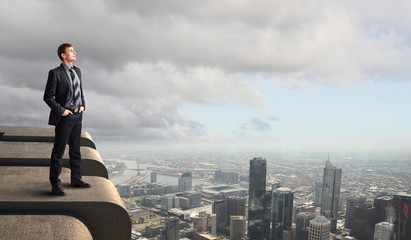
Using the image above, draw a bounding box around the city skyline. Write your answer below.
[1,1,411,153]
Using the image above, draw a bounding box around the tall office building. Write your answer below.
[248,157,268,240]
[308,216,331,240]
[374,195,394,223]
[178,172,192,192]
[320,160,342,232]
[160,216,180,240]
[374,222,394,240]
[313,181,322,204]
[213,199,228,234]
[392,193,411,240]
[350,204,377,240]
[150,172,157,183]
[226,196,247,226]
[271,187,294,240]
[345,195,366,229]
[295,212,316,240]
[230,215,246,240]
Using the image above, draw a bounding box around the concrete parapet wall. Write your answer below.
[0,166,131,240]
[0,126,96,149]
[0,142,108,178]
[0,215,93,240]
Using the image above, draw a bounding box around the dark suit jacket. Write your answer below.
[43,63,85,126]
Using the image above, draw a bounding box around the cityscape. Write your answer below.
[105,150,411,240]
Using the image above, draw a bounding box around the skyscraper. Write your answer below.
[320,160,342,232]
[374,195,394,223]
[295,212,316,240]
[393,193,411,240]
[345,195,366,229]
[150,172,157,183]
[212,199,228,234]
[313,180,322,204]
[226,196,247,226]
[374,222,394,240]
[271,187,294,240]
[308,216,331,240]
[178,172,192,192]
[160,216,180,240]
[230,215,246,240]
[350,204,377,240]
[248,157,268,240]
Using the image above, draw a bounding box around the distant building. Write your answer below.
[247,157,268,240]
[350,204,377,240]
[374,222,394,240]
[295,212,316,240]
[151,172,157,183]
[201,184,248,200]
[192,211,217,236]
[345,195,366,229]
[308,216,331,240]
[160,216,180,240]
[230,215,246,240]
[178,172,192,192]
[271,187,294,240]
[215,170,240,184]
[161,194,180,211]
[320,159,342,232]
[117,184,132,198]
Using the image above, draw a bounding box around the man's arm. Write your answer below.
[43,70,66,116]
[77,67,86,111]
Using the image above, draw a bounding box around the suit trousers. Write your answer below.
[49,112,83,187]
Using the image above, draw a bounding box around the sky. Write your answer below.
[1,0,411,154]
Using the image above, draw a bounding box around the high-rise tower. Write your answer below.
[178,172,192,192]
[248,157,268,240]
[295,212,315,240]
[308,216,331,240]
[345,195,366,229]
[271,187,294,240]
[320,159,342,232]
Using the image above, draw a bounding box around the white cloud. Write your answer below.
[1,0,411,145]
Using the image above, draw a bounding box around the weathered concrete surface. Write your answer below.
[0,215,93,240]
[0,126,96,149]
[0,166,131,240]
[0,142,108,178]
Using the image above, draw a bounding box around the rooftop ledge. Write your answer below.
[0,126,96,149]
[0,166,131,240]
[0,142,108,178]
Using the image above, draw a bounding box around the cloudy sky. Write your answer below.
[1,0,411,153]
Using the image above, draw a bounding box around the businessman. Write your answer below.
[44,43,91,196]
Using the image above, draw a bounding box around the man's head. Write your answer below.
[57,43,76,65]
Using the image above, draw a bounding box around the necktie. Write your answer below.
[70,68,82,107]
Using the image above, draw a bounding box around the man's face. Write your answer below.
[62,46,76,63]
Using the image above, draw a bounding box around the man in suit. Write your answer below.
[44,43,91,196]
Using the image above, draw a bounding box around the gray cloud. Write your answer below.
[1,0,411,143]
[240,118,272,131]
[267,115,280,122]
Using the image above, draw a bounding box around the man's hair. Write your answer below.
[57,43,72,61]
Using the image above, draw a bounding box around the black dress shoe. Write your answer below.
[51,186,66,196]
[71,179,91,188]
